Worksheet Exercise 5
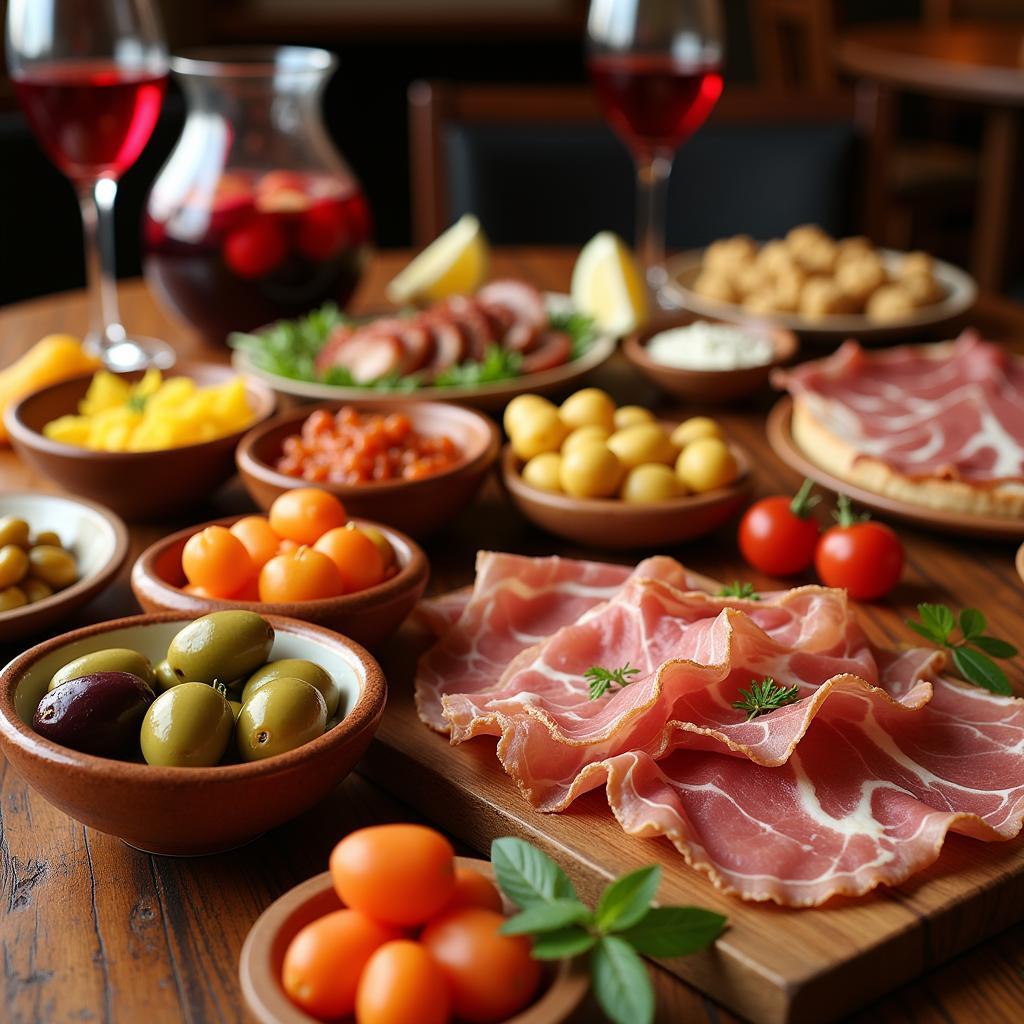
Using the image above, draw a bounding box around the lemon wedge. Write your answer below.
[386,214,490,305]
[570,232,649,335]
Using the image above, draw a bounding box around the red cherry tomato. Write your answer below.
[815,496,903,600]
[222,216,288,278]
[738,479,820,577]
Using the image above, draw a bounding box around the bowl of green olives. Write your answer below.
[0,493,129,643]
[0,609,386,855]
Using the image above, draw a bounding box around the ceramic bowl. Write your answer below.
[235,400,501,538]
[131,515,428,649]
[623,312,798,404]
[0,492,129,643]
[239,858,590,1024]
[4,363,276,522]
[502,443,753,550]
[0,612,385,855]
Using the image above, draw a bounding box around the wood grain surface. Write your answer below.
[2,250,1024,1024]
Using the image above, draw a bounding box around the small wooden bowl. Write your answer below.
[623,312,798,404]
[4,363,276,522]
[236,400,501,538]
[131,515,428,649]
[239,859,590,1024]
[0,612,385,855]
[0,492,129,643]
[502,443,753,550]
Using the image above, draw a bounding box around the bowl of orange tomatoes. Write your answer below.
[240,824,589,1024]
[131,489,428,648]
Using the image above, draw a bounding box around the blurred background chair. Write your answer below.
[409,82,864,252]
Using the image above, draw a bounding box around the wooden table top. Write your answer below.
[838,23,1024,104]
[2,248,1024,1024]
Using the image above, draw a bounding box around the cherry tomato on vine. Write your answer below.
[815,496,903,600]
[738,479,820,577]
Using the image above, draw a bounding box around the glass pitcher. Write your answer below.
[144,47,372,343]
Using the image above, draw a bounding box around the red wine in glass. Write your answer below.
[13,60,166,185]
[588,54,722,156]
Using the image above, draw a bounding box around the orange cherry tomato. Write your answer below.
[229,577,260,602]
[355,940,450,1024]
[420,908,541,1023]
[314,526,385,593]
[281,909,399,1020]
[278,538,299,554]
[330,824,456,927]
[269,488,347,545]
[183,583,214,598]
[443,867,504,914]
[358,524,396,573]
[259,547,344,602]
[229,516,281,569]
[181,526,254,597]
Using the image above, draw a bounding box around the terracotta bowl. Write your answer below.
[4,363,276,522]
[235,399,501,538]
[131,515,428,649]
[502,442,753,550]
[0,492,129,643]
[0,612,385,855]
[623,311,798,404]
[239,859,590,1024]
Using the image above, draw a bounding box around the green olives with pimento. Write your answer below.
[32,611,338,767]
[0,518,80,614]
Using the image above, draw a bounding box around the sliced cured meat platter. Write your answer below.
[767,398,1024,540]
[360,564,1024,1024]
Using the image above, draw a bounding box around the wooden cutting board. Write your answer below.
[359,619,1024,1024]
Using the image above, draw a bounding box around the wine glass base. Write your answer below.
[88,335,176,372]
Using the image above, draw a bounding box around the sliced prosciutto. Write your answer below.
[414,554,1024,906]
[775,331,1024,482]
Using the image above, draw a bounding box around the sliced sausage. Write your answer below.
[328,333,406,383]
[503,322,541,353]
[443,297,496,362]
[520,331,572,374]
[477,279,547,328]
[315,324,355,373]
[421,316,467,378]
[395,321,434,374]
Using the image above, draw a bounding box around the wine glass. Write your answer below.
[6,0,175,370]
[587,0,724,301]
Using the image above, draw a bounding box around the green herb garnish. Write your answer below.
[718,581,759,600]
[433,344,523,387]
[491,837,725,1024]
[585,663,641,700]
[906,604,1016,695]
[731,677,800,720]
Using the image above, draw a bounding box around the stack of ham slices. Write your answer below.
[414,553,1024,907]
[315,279,573,383]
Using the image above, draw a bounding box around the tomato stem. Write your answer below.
[833,494,870,527]
[789,478,820,519]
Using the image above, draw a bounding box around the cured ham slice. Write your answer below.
[414,553,1024,906]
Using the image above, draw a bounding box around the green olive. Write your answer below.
[0,516,30,549]
[141,682,234,767]
[0,545,29,589]
[153,659,182,692]
[49,648,156,692]
[0,585,27,612]
[27,545,77,589]
[32,530,62,548]
[229,700,243,721]
[22,577,53,604]
[166,611,274,687]
[236,677,327,762]
[242,659,338,719]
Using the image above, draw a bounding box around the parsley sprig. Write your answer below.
[906,604,1016,696]
[585,663,641,700]
[731,677,800,720]
[491,837,726,1024]
[718,581,759,600]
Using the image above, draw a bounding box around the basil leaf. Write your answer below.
[500,898,592,935]
[917,603,954,642]
[530,925,597,960]
[958,608,986,642]
[491,837,575,908]
[906,619,945,645]
[595,865,661,933]
[617,906,727,957]
[972,635,1018,659]
[591,936,655,1024]
[951,647,1013,696]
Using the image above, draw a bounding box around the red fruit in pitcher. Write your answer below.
[297,197,350,262]
[222,217,288,278]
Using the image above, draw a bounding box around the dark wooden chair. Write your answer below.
[408,81,868,250]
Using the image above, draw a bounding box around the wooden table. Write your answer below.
[2,249,1024,1024]
[838,23,1024,292]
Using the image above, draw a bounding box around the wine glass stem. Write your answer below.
[635,152,673,290]
[79,177,126,351]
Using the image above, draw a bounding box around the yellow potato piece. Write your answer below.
[559,441,623,498]
[670,417,723,448]
[676,437,739,493]
[522,452,563,493]
[607,423,677,469]
[510,405,568,461]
